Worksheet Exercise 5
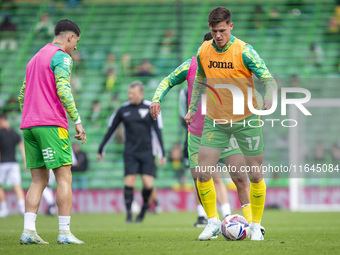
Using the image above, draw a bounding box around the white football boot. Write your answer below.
[250,224,264,241]
[20,229,49,244]
[57,230,84,244]
[198,219,221,241]
[246,225,265,238]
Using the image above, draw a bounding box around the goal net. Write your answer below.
[289,98,340,211]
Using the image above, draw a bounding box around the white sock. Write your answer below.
[24,212,37,231]
[208,216,218,223]
[220,203,231,217]
[59,216,71,231]
[0,201,8,212]
[42,186,55,205]
[197,204,207,218]
[17,199,25,215]
[250,222,261,228]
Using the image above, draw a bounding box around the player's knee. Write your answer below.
[233,177,249,189]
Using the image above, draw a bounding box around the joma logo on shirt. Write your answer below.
[208,61,234,69]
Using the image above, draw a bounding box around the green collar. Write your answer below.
[211,34,235,53]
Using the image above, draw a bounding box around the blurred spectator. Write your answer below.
[290,74,300,87]
[0,15,17,51]
[70,51,84,96]
[0,1,17,17]
[135,59,155,77]
[336,1,340,24]
[65,0,81,8]
[35,13,54,39]
[308,42,324,68]
[71,143,88,189]
[72,51,85,75]
[121,53,132,77]
[160,29,177,55]
[70,75,82,96]
[326,17,339,36]
[0,112,26,218]
[4,95,19,113]
[313,141,325,162]
[285,0,304,13]
[331,143,340,161]
[251,5,265,31]
[268,8,282,31]
[103,52,119,74]
[169,143,186,186]
[71,143,88,173]
[104,68,118,92]
[88,100,103,128]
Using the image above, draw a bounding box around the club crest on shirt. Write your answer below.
[63,57,72,67]
[123,111,131,117]
[138,109,149,119]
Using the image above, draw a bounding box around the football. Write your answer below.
[221,214,249,241]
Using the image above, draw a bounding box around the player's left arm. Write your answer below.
[242,45,278,110]
[52,52,81,123]
[18,78,26,112]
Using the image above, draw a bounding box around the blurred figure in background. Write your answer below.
[98,81,166,223]
[0,15,17,51]
[104,68,118,92]
[103,52,119,75]
[0,112,26,217]
[169,142,186,187]
[121,53,132,77]
[135,59,155,77]
[331,143,340,161]
[160,28,177,55]
[71,143,88,189]
[35,13,54,39]
[308,42,324,68]
[313,141,325,162]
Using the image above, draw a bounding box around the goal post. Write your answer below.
[289,98,340,212]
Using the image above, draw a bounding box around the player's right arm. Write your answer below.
[150,59,191,119]
[18,78,26,112]
[97,108,123,161]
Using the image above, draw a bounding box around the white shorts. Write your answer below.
[0,162,21,186]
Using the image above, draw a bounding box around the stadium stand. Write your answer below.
[0,0,338,190]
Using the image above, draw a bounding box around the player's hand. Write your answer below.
[184,111,196,125]
[159,157,167,166]
[97,153,104,162]
[74,123,86,144]
[263,100,272,110]
[149,102,161,120]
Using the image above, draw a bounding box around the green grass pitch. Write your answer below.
[1,210,340,255]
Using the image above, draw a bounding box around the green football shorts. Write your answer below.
[200,115,264,156]
[23,126,72,169]
[188,132,243,169]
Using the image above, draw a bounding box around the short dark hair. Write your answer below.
[208,7,232,27]
[55,19,81,36]
[203,32,213,42]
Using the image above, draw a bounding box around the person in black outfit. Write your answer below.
[71,143,88,189]
[98,81,166,223]
[0,112,26,217]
